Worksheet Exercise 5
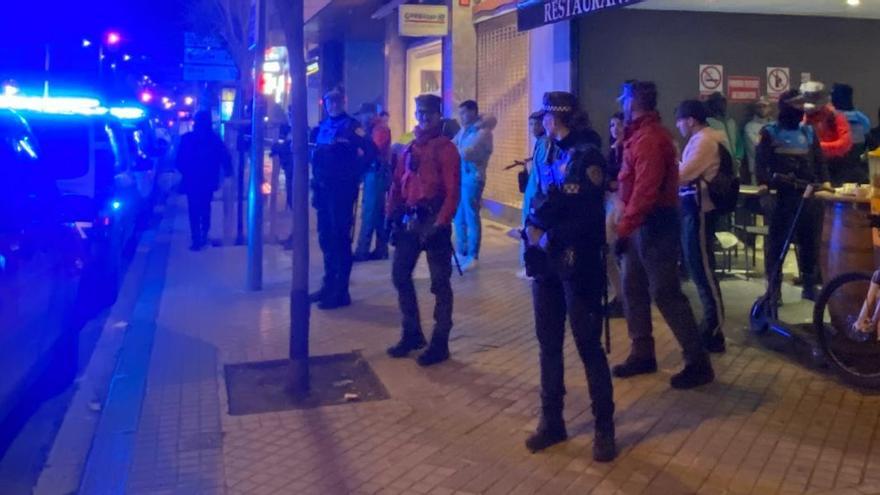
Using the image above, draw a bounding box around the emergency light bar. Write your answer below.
[0,95,104,115]
[109,107,146,120]
[0,95,146,121]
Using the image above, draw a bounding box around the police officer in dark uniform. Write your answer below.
[309,87,376,309]
[522,92,616,462]
[756,89,830,302]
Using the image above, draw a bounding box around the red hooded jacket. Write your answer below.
[386,125,461,226]
[805,104,852,159]
[617,112,680,238]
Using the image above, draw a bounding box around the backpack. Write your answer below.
[704,143,740,214]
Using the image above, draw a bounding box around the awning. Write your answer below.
[517,0,644,31]
[372,0,408,19]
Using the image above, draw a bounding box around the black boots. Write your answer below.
[416,341,449,367]
[670,360,715,390]
[704,330,726,354]
[388,331,450,366]
[526,414,617,463]
[317,292,351,310]
[612,355,658,378]
[593,428,617,463]
[525,415,568,453]
[386,334,428,358]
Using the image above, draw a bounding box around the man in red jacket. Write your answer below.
[385,94,461,366]
[612,81,715,390]
[802,81,853,185]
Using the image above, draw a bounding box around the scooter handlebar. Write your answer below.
[770,173,834,194]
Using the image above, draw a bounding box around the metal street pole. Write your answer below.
[247,0,266,291]
[278,0,310,395]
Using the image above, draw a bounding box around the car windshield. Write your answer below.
[26,117,90,180]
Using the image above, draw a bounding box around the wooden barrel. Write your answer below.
[820,197,875,282]
[820,196,878,330]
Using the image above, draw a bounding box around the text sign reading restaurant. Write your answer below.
[517,0,644,31]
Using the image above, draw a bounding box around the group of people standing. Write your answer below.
[262,77,879,465]
[306,88,499,312]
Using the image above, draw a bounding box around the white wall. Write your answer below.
[528,21,572,148]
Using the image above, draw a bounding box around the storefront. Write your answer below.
[474,5,530,211]
[405,40,443,133]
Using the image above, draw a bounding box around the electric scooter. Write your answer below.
[749,174,833,360]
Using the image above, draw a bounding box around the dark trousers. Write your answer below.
[532,262,614,431]
[187,190,212,244]
[680,195,725,336]
[355,169,390,257]
[392,226,453,344]
[315,186,357,298]
[766,192,822,294]
[621,207,708,365]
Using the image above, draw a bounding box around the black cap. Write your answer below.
[543,91,577,114]
[414,94,443,114]
[323,86,344,101]
[831,83,854,111]
[675,100,708,123]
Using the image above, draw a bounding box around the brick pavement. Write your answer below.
[98,199,880,495]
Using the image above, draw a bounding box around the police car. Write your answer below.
[0,108,85,424]
[1,95,143,314]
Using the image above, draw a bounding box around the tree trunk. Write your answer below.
[276,0,310,394]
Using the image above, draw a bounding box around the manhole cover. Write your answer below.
[224,352,389,415]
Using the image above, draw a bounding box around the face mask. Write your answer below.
[779,106,804,129]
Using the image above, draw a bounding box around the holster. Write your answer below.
[523,245,550,279]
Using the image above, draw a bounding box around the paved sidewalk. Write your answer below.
[81,198,880,494]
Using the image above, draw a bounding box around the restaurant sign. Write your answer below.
[517,0,644,31]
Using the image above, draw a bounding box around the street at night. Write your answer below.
[3,1,880,495]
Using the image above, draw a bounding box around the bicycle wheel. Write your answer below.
[813,271,880,388]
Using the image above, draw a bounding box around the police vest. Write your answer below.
[764,123,818,181]
[844,110,868,146]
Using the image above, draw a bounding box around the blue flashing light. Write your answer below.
[109,106,146,120]
[111,200,122,211]
[0,95,106,116]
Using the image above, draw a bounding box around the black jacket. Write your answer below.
[526,129,606,276]
[309,113,376,189]
[175,128,232,194]
[756,123,828,192]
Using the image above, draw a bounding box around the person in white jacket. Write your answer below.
[675,100,728,354]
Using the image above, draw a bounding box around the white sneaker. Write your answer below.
[516,268,530,280]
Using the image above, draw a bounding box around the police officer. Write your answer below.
[756,89,830,302]
[309,87,376,310]
[522,92,616,462]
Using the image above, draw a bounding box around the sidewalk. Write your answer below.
[57,198,880,494]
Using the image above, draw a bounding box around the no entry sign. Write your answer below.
[728,76,761,102]
[767,67,790,98]
[699,64,723,96]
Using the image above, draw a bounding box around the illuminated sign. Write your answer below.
[516,0,643,31]
[399,5,449,37]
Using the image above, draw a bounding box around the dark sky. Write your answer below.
[0,0,189,92]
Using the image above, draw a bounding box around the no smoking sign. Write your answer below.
[699,64,723,95]
[767,67,790,98]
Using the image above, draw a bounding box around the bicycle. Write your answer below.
[813,212,880,388]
